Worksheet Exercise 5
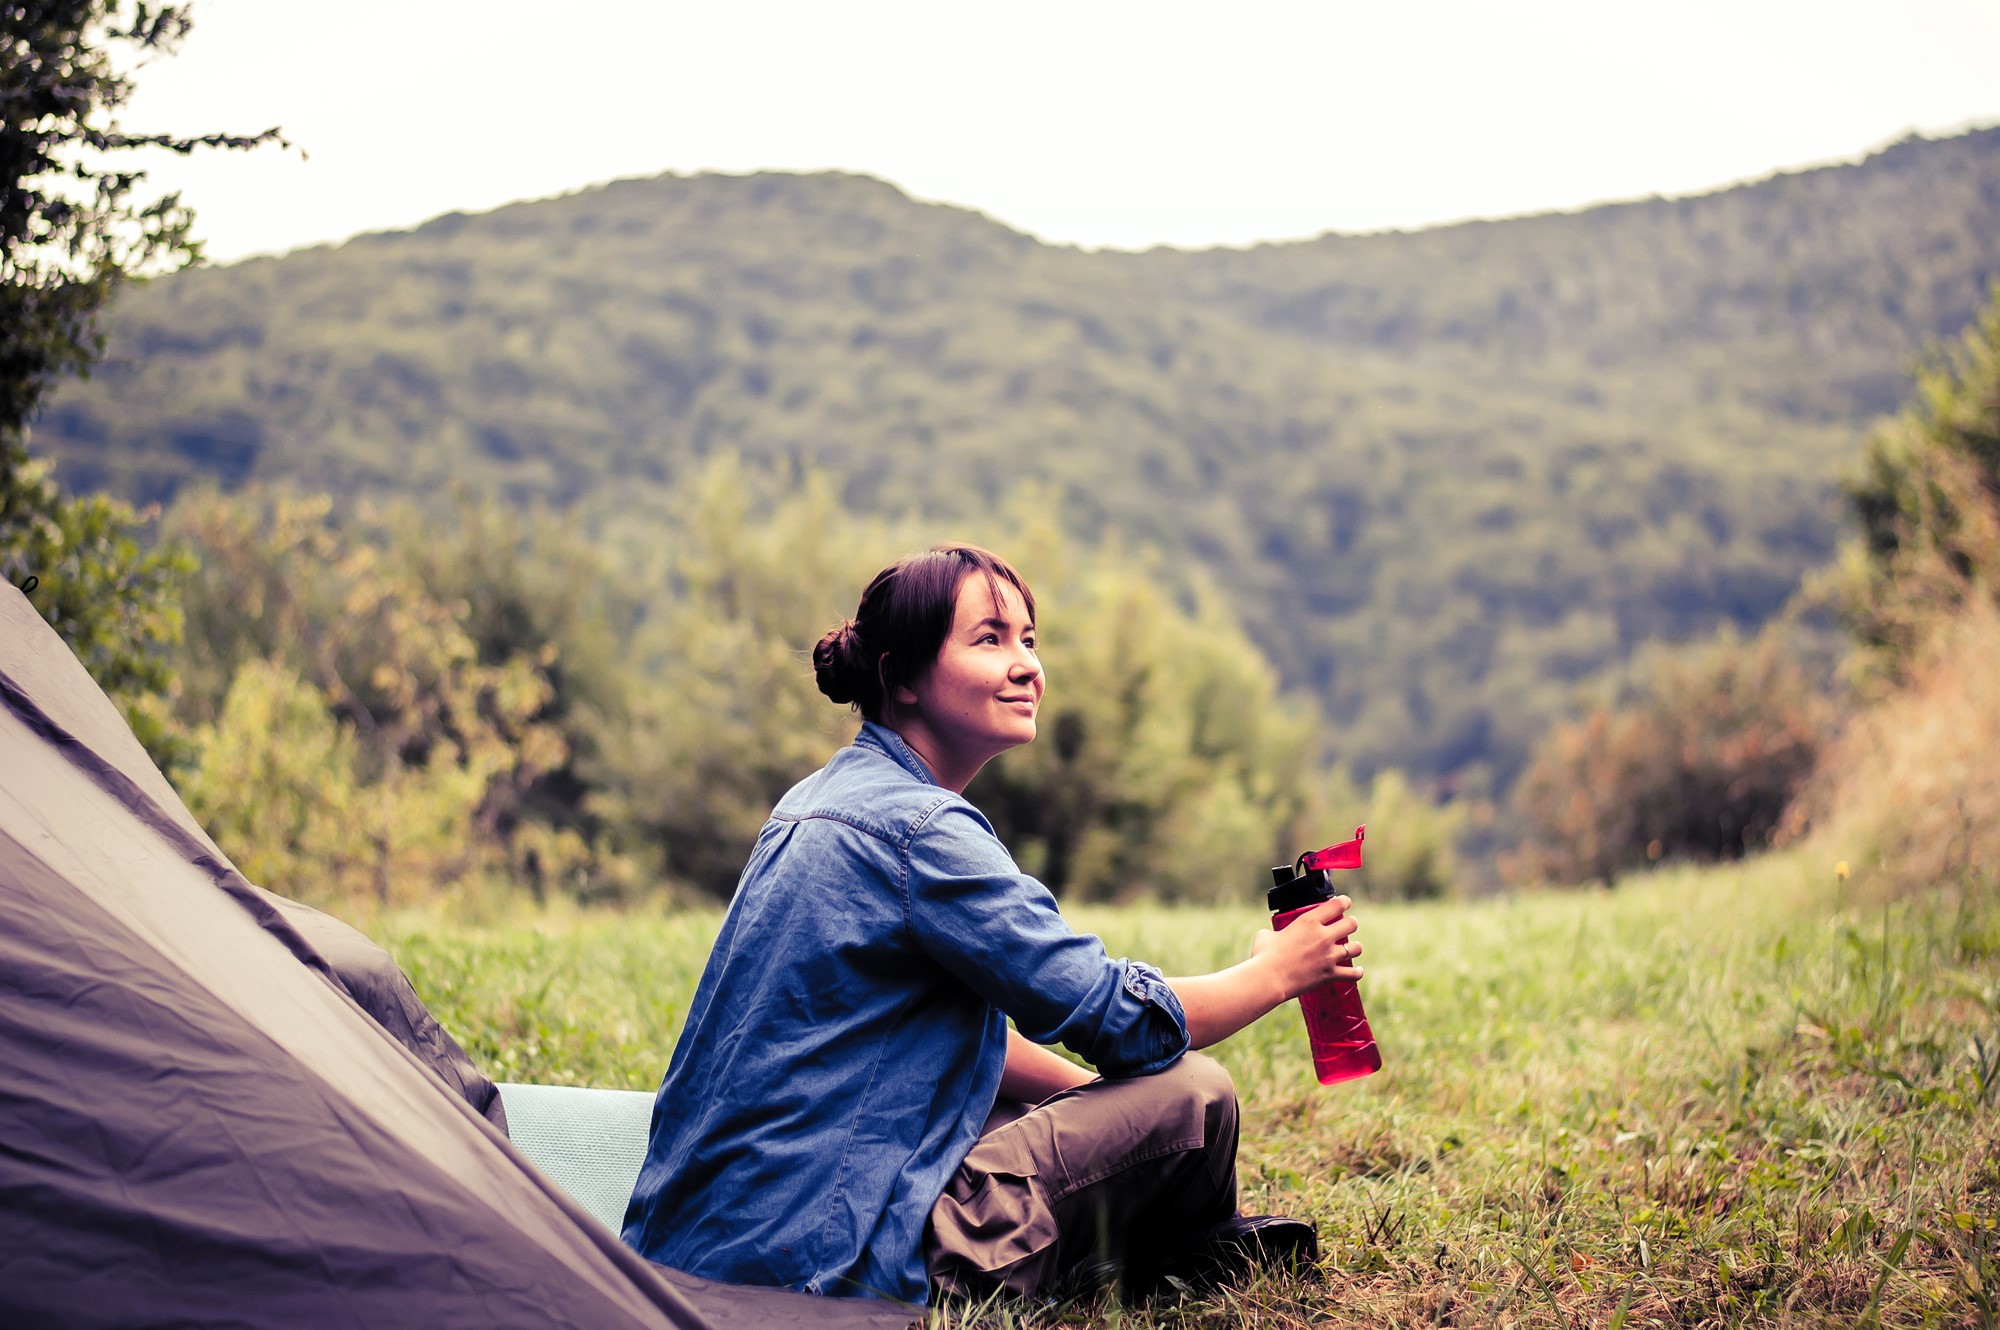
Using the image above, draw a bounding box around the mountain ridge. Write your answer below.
[36,125,2000,782]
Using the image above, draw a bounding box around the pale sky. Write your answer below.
[121,0,2000,261]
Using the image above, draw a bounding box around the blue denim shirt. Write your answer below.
[621,722,1190,1305]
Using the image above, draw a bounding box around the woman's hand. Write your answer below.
[1258,897,1363,999]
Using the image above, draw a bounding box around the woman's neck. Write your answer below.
[881,717,983,794]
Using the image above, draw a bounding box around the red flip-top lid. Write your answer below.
[1302,826,1365,872]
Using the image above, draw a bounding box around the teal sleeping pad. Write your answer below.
[495,1082,656,1233]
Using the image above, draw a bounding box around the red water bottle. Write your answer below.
[1268,826,1381,1085]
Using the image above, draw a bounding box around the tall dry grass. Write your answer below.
[1797,599,2000,892]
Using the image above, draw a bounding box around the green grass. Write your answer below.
[379,856,2000,1327]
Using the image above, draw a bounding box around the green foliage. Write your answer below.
[1841,283,2000,677]
[587,458,880,897]
[378,492,641,892]
[378,854,2000,1327]
[155,464,1398,908]
[165,489,587,906]
[177,657,499,907]
[586,457,1390,905]
[1510,627,1828,886]
[44,130,2000,783]
[1313,765,1474,901]
[0,433,191,762]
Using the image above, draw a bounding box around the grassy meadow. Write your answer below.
[380,855,2000,1328]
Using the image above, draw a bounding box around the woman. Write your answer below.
[622,545,1363,1306]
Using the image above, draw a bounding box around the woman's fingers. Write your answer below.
[1330,938,1364,980]
[1267,896,1367,994]
[1308,898,1362,980]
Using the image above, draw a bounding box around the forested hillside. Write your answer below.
[37,126,2000,782]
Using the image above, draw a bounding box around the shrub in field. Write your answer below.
[1791,283,2000,893]
[1841,283,2000,679]
[380,494,642,899]
[1510,627,1828,885]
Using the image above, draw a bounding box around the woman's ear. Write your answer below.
[878,653,920,710]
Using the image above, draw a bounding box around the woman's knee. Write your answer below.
[1168,1052,1238,1142]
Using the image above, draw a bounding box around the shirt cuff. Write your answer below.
[1106,960,1191,1078]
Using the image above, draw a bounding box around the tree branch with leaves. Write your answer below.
[1,1,282,762]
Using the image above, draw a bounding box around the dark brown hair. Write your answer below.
[813,545,1036,722]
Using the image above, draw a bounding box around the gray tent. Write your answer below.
[0,586,910,1329]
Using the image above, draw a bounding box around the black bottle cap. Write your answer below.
[1267,865,1335,915]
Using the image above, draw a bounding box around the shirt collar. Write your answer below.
[856,721,938,787]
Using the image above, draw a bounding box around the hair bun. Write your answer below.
[813,620,866,706]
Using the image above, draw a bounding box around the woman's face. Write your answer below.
[892,574,1044,781]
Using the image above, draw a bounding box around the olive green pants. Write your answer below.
[924,1053,1240,1298]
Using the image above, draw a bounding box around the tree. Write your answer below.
[1,2,278,757]
[380,492,643,898]
[593,458,881,897]
[1841,283,2000,677]
[3,2,281,434]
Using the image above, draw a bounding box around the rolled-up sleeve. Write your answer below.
[904,803,1189,1078]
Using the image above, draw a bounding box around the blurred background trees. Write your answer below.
[968,545,1319,903]
[0,444,191,758]
[1508,626,1829,885]
[27,276,2000,908]
[111,455,1477,910]
[2,2,277,434]
[588,460,884,899]
[1511,283,2000,891]
[164,490,577,905]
